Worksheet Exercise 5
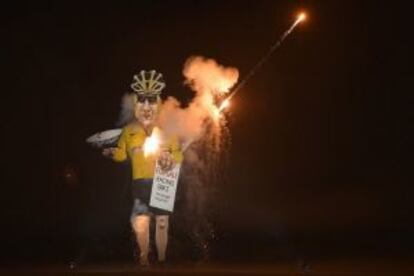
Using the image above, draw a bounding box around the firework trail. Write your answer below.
[220,13,306,110]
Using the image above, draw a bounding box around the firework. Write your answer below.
[218,12,307,112]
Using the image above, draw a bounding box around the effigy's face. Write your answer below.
[135,96,159,127]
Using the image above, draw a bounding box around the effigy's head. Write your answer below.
[130,70,165,127]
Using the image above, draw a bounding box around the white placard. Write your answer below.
[149,163,181,212]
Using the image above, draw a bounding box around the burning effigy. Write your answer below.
[95,70,182,266]
[87,59,238,265]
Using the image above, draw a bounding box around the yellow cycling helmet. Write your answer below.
[130,70,165,96]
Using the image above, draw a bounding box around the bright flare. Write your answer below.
[297,12,306,22]
[143,127,161,157]
[289,11,307,31]
[218,98,230,111]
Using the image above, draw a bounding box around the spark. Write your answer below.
[297,12,307,23]
[289,12,307,32]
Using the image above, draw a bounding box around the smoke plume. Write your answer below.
[158,56,238,143]
[117,93,137,127]
[170,56,238,259]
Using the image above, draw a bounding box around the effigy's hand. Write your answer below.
[158,151,176,172]
[102,147,117,157]
[131,146,142,155]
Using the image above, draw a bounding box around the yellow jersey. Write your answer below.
[112,123,183,179]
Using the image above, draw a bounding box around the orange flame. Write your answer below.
[143,127,161,157]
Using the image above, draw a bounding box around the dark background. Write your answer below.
[1,0,412,265]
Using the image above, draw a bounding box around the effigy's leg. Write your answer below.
[155,215,169,261]
[132,215,150,266]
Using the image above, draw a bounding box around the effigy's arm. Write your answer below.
[86,129,122,148]
[112,128,128,162]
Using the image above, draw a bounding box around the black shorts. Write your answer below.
[130,179,170,220]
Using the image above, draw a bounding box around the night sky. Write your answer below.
[2,0,412,264]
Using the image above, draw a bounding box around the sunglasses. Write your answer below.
[137,95,158,104]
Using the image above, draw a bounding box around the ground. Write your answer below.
[1,259,413,276]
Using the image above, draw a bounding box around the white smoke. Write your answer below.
[158,56,239,143]
[117,93,137,126]
[168,56,238,259]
